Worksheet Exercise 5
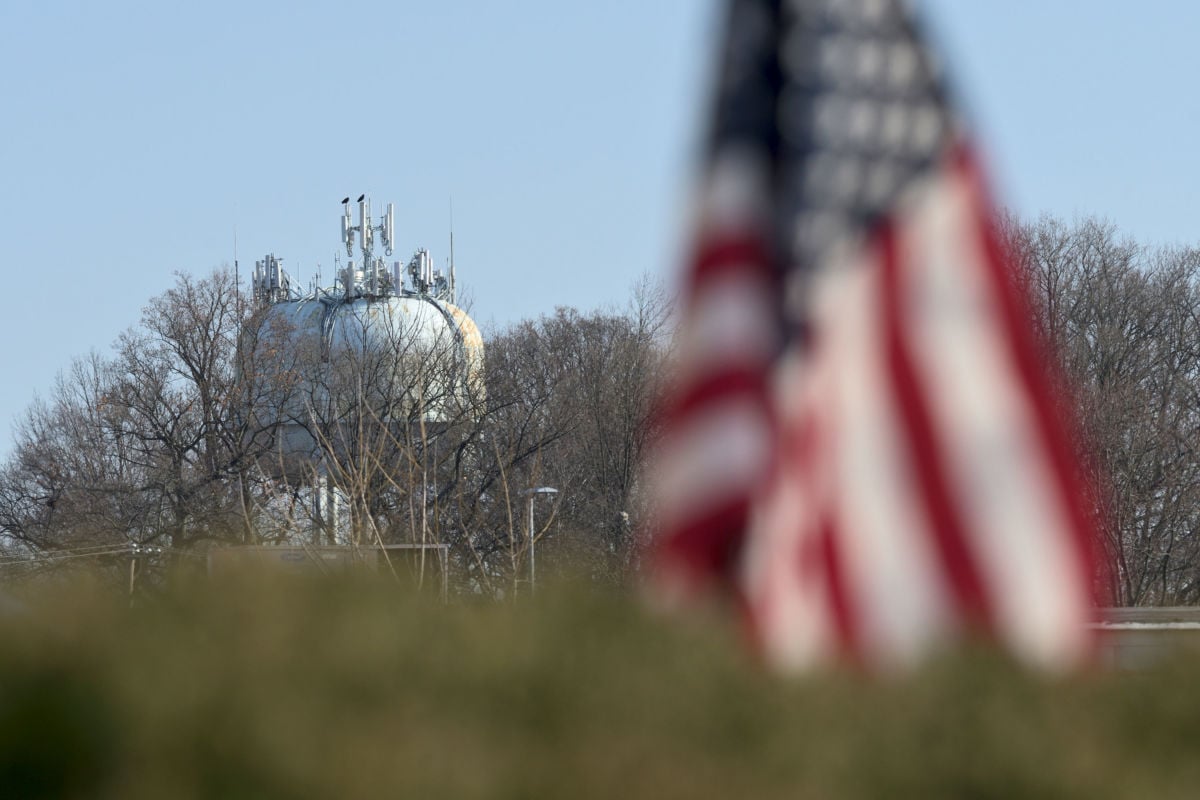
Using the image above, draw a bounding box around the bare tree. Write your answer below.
[1006,215,1200,604]
[0,266,672,596]
[0,269,287,587]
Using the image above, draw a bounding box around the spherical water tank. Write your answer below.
[246,292,483,480]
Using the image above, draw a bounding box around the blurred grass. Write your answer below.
[0,575,1198,799]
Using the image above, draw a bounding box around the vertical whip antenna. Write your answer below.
[449,197,456,304]
[234,224,240,316]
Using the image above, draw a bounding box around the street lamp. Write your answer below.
[523,486,558,595]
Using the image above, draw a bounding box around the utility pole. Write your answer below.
[523,487,559,595]
[128,543,161,605]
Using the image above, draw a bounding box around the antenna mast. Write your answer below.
[449,198,456,304]
[234,225,240,317]
[338,194,396,298]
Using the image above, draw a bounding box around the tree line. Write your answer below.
[1004,216,1200,605]
[3,214,1200,606]
[0,272,670,596]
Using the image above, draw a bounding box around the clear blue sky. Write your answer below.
[1,1,1197,453]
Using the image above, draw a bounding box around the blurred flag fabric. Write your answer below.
[647,0,1104,671]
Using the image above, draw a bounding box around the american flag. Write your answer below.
[648,0,1104,671]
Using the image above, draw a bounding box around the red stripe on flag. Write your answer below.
[817,515,861,664]
[666,367,770,422]
[655,495,752,584]
[953,147,1107,611]
[878,217,996,633]
[688,231,776,287]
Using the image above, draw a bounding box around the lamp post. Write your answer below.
[524,487,558,595]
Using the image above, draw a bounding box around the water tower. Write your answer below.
[243,196,483,540]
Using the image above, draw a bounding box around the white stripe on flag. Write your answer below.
[895,163,1093,668]
[693,145,773,235]
[815,243,959,667]
[740,350,837,670]
[676,270,778,384]
[648,396,773,536]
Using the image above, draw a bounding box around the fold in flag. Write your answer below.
[648,0,1104,671]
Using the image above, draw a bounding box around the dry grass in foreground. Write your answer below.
[0,575,1198,799]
